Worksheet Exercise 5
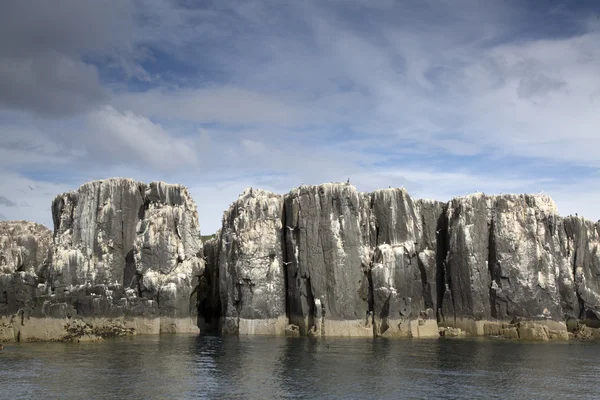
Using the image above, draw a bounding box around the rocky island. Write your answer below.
[2,178,600,342]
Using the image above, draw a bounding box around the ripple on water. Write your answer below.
[1,336,599,399]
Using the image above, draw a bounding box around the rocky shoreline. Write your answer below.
[2,178,600,343]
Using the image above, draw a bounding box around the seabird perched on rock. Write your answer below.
[0,343,3,351]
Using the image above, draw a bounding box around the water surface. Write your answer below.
[1,335,599,399]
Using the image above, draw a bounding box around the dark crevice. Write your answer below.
[379,295,390,335]
[123,250,136,290]
[281,201,291,325]
[417,256,432,309]
[367,260,375,336]
[306,276,316,332]
[573,245,585,320]
[435,204,449,322]
[488,216,498,319]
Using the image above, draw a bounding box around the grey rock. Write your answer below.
[441,194,580,333]
[0,221,52,276]
[51,178,145,288]
[7,178,600,342]
[284,183,371,337]
[218,188,287,335]
[4,178,205,340]
[133,181,203,331]
[488,196,577,322]
[444,194,492,323]
[368,190,442,337]
[564,216,600,327]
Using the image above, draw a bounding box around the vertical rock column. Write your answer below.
[488,195,577,329]
[442,194,493,334]
[442,193,578,335]
[368,189,440,338]
[134,182,204,334]
[218,189,287,335]
[564,216,600,327]
[284,183,372,337]
[51,178,145,289]
[50,179,203,335]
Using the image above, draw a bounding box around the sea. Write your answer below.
[1,335,599,399]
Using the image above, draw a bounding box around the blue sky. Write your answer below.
[1,0,600,233]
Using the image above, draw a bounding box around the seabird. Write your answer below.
[28,186,34,191]
[347,178,350,184]
[286,226,295,231]
[436,229,441,234]
[282,261,292,265]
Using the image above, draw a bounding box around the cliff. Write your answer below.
[1,178,203,342]
[3,178,600,342]
[203,184,600,340]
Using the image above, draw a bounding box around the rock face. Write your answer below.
[1,179,203,342]
[206,184,600,340]
[564,217,600,327]
[4,178,600,342]
[284,184,371,337]
[203,185,443,338]
[0,221,53,341]
[0,221,52,276]
[440,194,583,335]
[217,188,287,335]
[368,190,441,338]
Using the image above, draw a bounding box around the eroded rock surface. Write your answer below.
[441,194,584,335]
[368,190,441,338]
[2,179,203,342]
[0,221,52,276]
[284,183,372,337]
[217,188,287,335]
[5,178,600,342]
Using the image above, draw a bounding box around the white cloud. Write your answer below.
[85,106,198,170]
[113,86,302,126]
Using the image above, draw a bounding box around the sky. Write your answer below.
[1,0,600,234]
